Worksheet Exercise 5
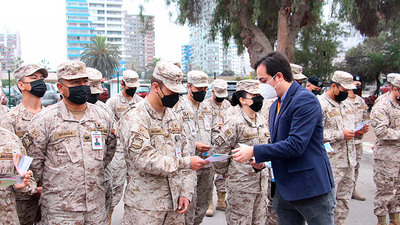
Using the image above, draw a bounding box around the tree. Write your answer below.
[295,22,348,80]
[220,70,235,77]
[39,59,50,70]
[80,36,121,79]
[9,56,24,71]
[144,57,161,80]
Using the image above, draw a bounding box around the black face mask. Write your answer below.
[29,79,47,98]
[353,85,362,95]
[312,89,321,95]
[215,96,225,103]
[87,93,100,104]
[66,85,91,105]
[158,88,180,108]
[191,89,206,102]
[249,96,264,112]
[125,88,136,97]
[334,86,348,102]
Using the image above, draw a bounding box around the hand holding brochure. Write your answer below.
[205,154,231,162]
[354,120,370,132]
[0,151,33,188]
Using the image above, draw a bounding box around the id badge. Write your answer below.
[91,131,103,150]
[188,120,197,136]
[204,118,211,131]
[175,147,182,157]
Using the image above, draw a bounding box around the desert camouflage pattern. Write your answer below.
[331,166,354,224]
[40,204,107,225]
[13,64,48,81]
[106,92,143,121]
[0,127,35,225]
[57,60,88,80]
[118,97,195,218]
[122,70,140,88]
[213,107,269,224]
[371,94,400,216]
[152,61,186,93]
[121,205,185,225]
[236,80,260,95]
[187,70,209,87]
[374,91,389,105]
[0,105,9,118]
[24,100,117,215]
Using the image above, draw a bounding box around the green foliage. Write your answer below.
[220,70,235,77]
[9,57,24,72]
[80,36,121,79]
[295,22,348,81]
[39,59,50,70]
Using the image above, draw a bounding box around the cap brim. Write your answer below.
[341,84,357,90]
[125,81,140,88]
[215,90,228,98]
[91,86,103,94]
[192,83,209,88]
[60,73,88,80]
[294,74,307,80]
[164,82,186,93]
[247,91,260,95]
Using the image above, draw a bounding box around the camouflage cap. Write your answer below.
[237,79,260,95]
[187,70,209,88]
[57,61,88,80]
[123,70,140,88]
[212,79,228,98]
[331,71,356,90]
[290,63,307,80]
[152,61,186,93]
[392,75,400,88]
[387,73,400,84]
[14,64,48,81]
[87,67,103,94]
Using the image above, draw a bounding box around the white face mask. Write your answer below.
[260,74,280,99]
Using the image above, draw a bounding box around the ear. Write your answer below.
[239,96,246,105]
[57,82,67,97]
[151,82,159,91]
[17,81,25,91]
[276,72,284,81]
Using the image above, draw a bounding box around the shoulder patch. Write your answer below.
[225,129,232,137]
[138,126,148,137]
[215,136,225,146]
[22,135,33,148]
[131,137,143,149]
[30,129,40,138]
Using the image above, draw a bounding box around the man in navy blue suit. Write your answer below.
[233,52,335,225]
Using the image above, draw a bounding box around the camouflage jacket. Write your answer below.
[0,105,9,118]
[371,94,400,162]
[318,93,356,168]
[24,100,117,211]
[118,97,195,211]
[214,107,269,193]
[106,92,143,121]
[344,95,369,144]
[0,103,37,138]
[203,97,231,144]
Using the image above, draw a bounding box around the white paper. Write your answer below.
[205,154,231,162]
[354,120,370,132]
[324,142,334,153]
[12,151,33,176]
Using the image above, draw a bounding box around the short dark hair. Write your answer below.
[254,51,293,82]
[150,76,164,88]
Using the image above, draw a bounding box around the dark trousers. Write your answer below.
[273,188,336,225]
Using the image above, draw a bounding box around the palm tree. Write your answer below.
[80,35,121,79]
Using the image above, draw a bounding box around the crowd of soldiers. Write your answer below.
[0,53,399,225]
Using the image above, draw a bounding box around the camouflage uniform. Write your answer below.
[0,105,9,117]
[24,61,117,224]
[0,104,41,225]
[344,94,368,191]
[118,97,196,225]
[371,92,400,217]
[0,127,36,225]
[319,90,356,225]
[214,106,269,225]
[105,71,143,210]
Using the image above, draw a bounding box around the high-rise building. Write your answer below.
[184,0,250,76]
[0,29,21,72]
[124,14,155,72]
[181,45,192,72]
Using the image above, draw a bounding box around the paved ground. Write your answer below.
[112,127,379,225]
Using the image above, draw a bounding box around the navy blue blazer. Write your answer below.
[254,81,334,201]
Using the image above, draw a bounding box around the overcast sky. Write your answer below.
[0,0,189,71]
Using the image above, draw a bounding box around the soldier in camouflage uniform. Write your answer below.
[318,71,368,225]
[0,81,10,117]
[375,73,399,105]
[106,69,143,219]
[214,79,269,225]
[0,127,35,225]
[204,79,231,216]
[24,61,117,224]
[344,75,370,201]
[291,64,307,85]
[1,64,48,225]
[118,61,208,225]
[371,75,400,225]
[173,70,213,225]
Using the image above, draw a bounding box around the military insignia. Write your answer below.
[203,109,211,115]
[164,133,171,139]
[148,129,164,136]
[95,122,103,129]
[215,136,225,146]
[0,153,12,160]
[170,123,182,134]
[199,115,204,120]
[138,126,147,137]
[243,130,258,140]
[225,129,232,137]
[131,138,143,149]
[117,107,127,112]
[22,135,33,148]
[55,130,77,139]
[91,128,108,135]
[15,131,26,138]
[5,193,12,206]
[31,129,40,138]
[83,134,91,142]
[328,111,340,118]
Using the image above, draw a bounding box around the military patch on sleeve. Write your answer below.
[30,129,40,138]
[22,135,33,148]
[0,152,12,160]
[83,134,91,142]
[215,136,225,146]
[131,137,143,149]
[225,129,232,137]
[138,126,148,137]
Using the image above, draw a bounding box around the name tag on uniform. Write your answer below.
[175,147,182,157]
[91,131,103,150]
[188,120,197,136]
[204,118,211,131]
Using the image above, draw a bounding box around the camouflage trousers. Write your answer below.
[16,197,41,225]
[373,159,400,216]
[354,142,363,189]
[226,190,267,225]
[39,205,107,225]
[1,192,19,225]
[106,142,127,209]
[185,167,214,225]
[214,172,226,193]
[332,167,355,225]
[121,205,184,225]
